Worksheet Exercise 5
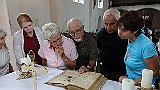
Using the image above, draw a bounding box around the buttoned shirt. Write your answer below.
[74,32,98,70]
[38,36,78,70]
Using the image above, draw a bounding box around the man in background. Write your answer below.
[97,8,127,81]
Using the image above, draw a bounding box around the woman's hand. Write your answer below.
[133,78,141,86]
[55,45,64,57]
[119,76,128,83]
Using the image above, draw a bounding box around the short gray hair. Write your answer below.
[0,29,7,38]
[103,8,120,21]
[0,29,7,49]
[67,18,83,28]
[42,22,61,40]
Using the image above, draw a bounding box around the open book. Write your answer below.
[46,70,106,90]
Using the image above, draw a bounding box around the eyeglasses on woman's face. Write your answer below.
[49,34,62,47]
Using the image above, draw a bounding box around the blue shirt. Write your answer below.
[124,34,158,84]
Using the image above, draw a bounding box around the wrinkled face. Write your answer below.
[68,21,84,42]
[104,15,118,33]
[49,34,62,48]
[0,36,6,49]
[21,22,34,34]
[118,24,134,40]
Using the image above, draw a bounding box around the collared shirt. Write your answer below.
[23,30,42,65]
[74,32,98,70]
[38,36,78,70]
[125,34,157,84]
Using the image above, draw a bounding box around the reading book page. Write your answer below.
[46,70,106,90]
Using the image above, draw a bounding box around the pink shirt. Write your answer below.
[38,36,78,69]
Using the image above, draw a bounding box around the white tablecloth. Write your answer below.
[0,68,137,90]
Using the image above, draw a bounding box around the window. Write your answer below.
[97,0,103,9]
[73,0,84,4]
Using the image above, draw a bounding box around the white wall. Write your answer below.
[49,0,109,32]
[89,0,109,32]
[49,0,90,32]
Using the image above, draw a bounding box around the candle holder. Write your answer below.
[28,50,35,63]
[136,82,154,90]
[137,86,154,90]
[17,50,48,90]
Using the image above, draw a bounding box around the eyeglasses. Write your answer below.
[69,27,83,36]
[49,35,61,45]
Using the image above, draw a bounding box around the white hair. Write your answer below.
[67,18,83,28]
[103,8,120,21]
[0,29,7,49]
[0,29,7,38]
[42,22,61,40]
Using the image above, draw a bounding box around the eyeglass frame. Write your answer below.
[69,26,84,37]
[49,34,62,45]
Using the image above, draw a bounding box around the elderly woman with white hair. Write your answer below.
[0,29,13,77]
[38,22,78,70]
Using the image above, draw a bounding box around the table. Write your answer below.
[0,68,137,90]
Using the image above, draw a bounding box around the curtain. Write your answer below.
[0,0,16,70]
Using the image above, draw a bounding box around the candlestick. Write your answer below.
[28,50,37,90]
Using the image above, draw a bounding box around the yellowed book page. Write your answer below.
[46,70,106,90]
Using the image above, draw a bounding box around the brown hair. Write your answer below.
[118,11,144,37]
[17,13,33,28]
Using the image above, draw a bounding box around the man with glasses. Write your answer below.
[67,18,98,73]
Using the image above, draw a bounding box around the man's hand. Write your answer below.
[78,66,88,74]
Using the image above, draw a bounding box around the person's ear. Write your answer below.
[81,25,84,31]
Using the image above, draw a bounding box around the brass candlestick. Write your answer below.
[17,50,48,90]
[136,82,154,90]
[137,86,154,90]
[28,50,35,63]
[28,50,37,90]
[139,87,154,90]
